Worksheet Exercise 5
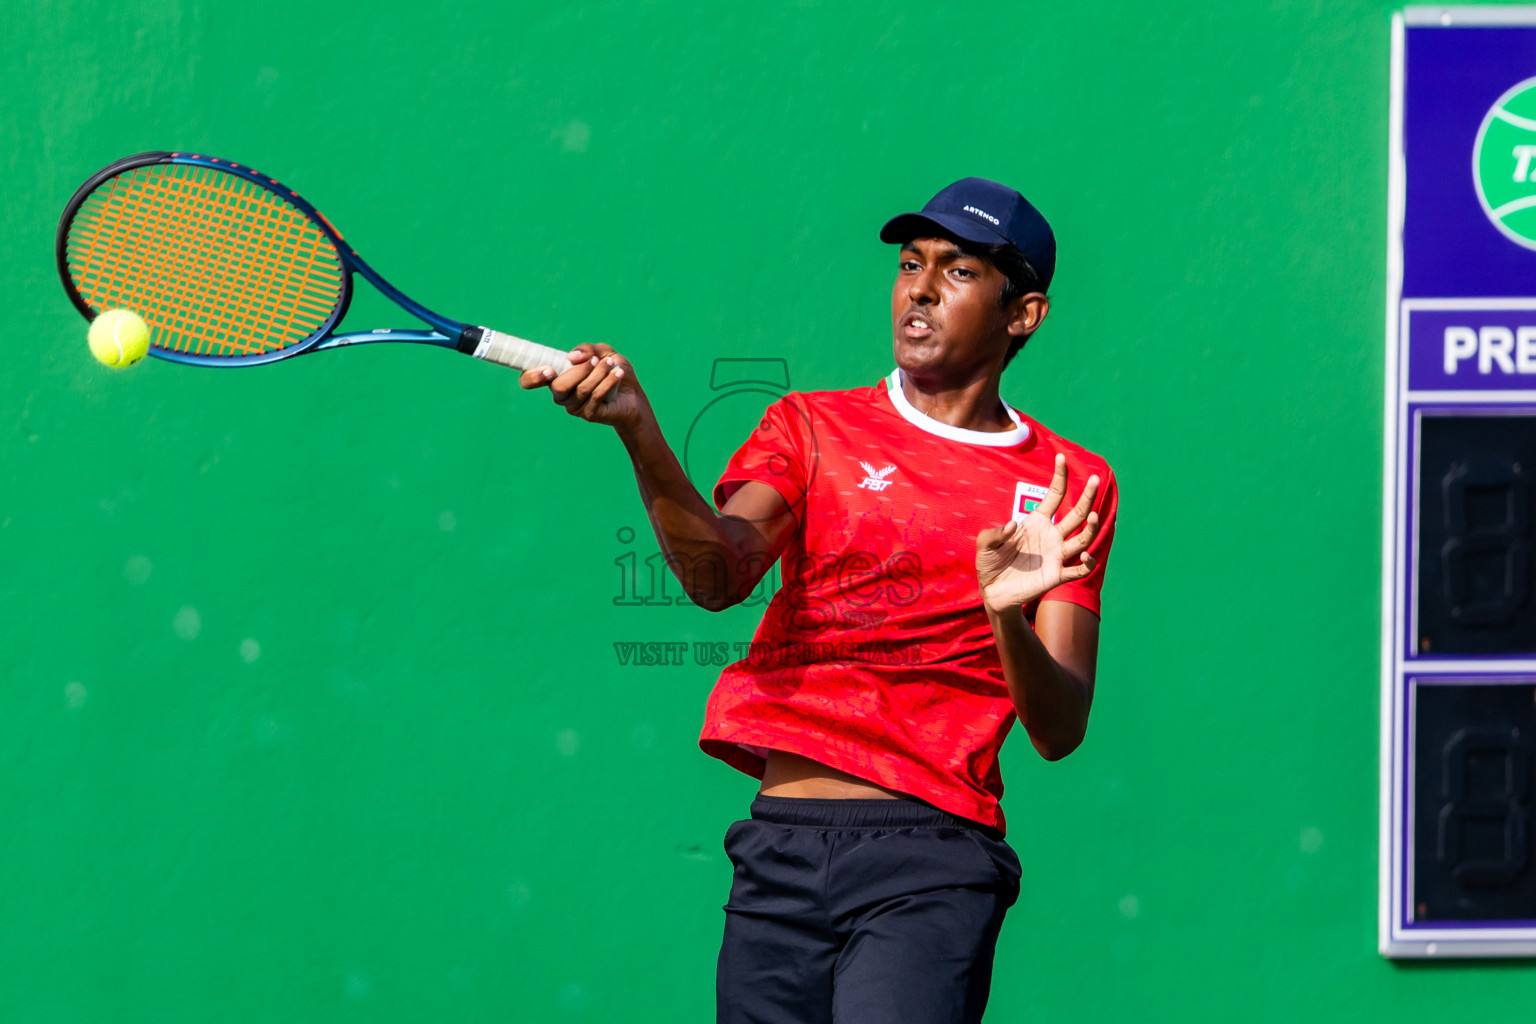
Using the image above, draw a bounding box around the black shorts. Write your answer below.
[717,795,1021,1024]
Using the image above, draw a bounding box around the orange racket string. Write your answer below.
[65,161,344,357]
[97,178,200,348]
[75,169,219,352]
[164,167,299,353]
[77,178,138,307]
[181,169,267,353]
[115,170,238,354]
[273,202,327,344]
[69,192,115,298]
[196,172,274,352]
[204,171,299,348]
[128,171,225,352]
[207,175,269,353]
[195,165,337,349]
[254,194,307,347]
[82,174,192,338]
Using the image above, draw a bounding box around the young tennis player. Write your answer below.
[520,178,1117,1024]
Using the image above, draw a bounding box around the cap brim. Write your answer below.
[878,211,1010,247]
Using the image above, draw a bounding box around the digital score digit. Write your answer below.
[1383,9,1536,958]
[1415,416,1536,656]
[1411,681,1535,923]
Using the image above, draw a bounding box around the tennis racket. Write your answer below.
[56,151,573,373]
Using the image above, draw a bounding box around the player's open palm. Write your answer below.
[519,343,647,430]
[975,455,1100,613]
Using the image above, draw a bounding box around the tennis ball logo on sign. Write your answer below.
[1474,77,1536,250]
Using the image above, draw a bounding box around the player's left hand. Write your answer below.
[975,454,1100,613]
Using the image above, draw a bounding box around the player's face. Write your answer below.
[891,237,1039,378]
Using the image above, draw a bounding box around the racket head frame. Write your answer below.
[56,151,477,367]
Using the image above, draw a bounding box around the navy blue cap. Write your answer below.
[879,177,1055,290]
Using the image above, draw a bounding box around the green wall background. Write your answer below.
[6,1,1534,1020]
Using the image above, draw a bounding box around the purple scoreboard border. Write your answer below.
[1383,9,1536,958]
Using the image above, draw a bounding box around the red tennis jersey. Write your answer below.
[700,369,1119,831]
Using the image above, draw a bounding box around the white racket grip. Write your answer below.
[471,327,573,374]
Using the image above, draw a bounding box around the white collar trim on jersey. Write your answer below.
[884,369,1031,447]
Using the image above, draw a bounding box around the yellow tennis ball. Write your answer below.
[88,309,150,368]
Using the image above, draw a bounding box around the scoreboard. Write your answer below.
[1382,9,1536,957]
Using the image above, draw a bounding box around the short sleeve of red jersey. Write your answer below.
[712,395,812,516]
[1036,467,1119,617]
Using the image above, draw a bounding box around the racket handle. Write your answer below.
[463,326,574,374]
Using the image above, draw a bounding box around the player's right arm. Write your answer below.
[519,342,797,611]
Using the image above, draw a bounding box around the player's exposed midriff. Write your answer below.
[758,750,906,800]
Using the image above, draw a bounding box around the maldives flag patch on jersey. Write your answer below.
[1012,481,1050,522]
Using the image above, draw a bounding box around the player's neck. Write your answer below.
[897,367,1013,433]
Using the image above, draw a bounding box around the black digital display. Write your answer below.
[1413,681,1536,921]
[1416,415,1536,655]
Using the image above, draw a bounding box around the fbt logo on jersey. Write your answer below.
[857,462,897,491]
[1012,481,1049,523]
